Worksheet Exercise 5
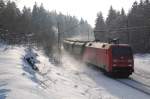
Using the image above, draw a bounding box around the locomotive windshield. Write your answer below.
[112,46,132,57]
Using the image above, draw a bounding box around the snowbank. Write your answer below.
[0,45,150,99]
[0,46,52,99]
[134,54,150,73]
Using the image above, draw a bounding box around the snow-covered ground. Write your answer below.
[0,45,150,99]
[0,46,53,99]
[134,54,150,73]
[130,54,150,87]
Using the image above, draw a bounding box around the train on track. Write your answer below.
[63,39,134,77]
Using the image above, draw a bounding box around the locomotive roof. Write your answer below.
[64,39,130,49]
[85,42,130,49]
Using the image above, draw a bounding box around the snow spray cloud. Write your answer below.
[61,50,86,72]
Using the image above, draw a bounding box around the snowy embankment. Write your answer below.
[0,45,150,99]
[134,54,150,73]
[0,46,52,99]
[130,54,150,87]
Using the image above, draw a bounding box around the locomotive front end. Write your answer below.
[110,45,134,77]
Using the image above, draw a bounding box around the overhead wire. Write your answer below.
[94,25,150,32]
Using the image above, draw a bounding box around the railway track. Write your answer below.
[116,77,150,96]
[87,63,150,95]
[115,68,150,95]
[131,68,150,87]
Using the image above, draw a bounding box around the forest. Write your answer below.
[0,0,92,57]
[0,0,150,56]
[95,0,150,53]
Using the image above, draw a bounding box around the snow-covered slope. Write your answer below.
[0,45,150,99]
[0,46,52,99]
[134,54,150,73]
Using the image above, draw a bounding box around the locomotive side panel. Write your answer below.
[95,48,111,72]
[108,48,113,72]
[83,46,109,72]
[83,43,111,72]
[96,48,105,69]
[83,47,97,65]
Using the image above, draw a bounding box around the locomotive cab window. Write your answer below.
[112,46,132,58]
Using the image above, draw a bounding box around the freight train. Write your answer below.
[63,39,134,77]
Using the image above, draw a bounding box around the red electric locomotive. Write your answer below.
[63,39,134,77]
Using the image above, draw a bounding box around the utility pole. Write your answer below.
[127,17,130,44]
[56,22,83,64]
[57,22,62,64]
[88,29,89,41]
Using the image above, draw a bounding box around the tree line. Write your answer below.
[94,0,150,53]
[0,0,92,56]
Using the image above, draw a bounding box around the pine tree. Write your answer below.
[95,12,105,31]
[94,12,106,41]
[106,6,117,28]
[0,0,5,28]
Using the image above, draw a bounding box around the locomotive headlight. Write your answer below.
[128,59,132,63]
[128,64,132,67]
[113,64,117,67]
[113,59,117,62]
